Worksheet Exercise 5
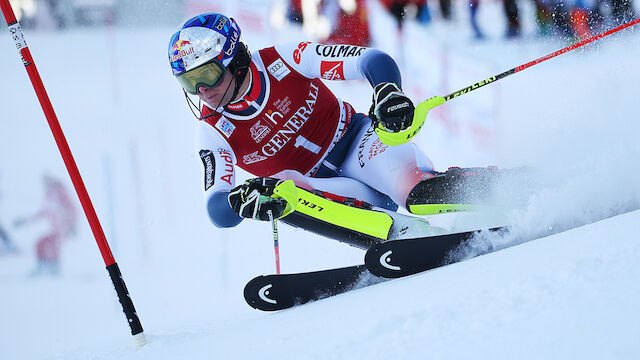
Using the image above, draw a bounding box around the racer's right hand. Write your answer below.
[228,177,288,221]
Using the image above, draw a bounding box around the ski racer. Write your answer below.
[168,13,499,248]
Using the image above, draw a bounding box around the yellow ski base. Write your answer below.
[409,203,478,215]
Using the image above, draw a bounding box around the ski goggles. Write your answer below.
[176,59,226,95]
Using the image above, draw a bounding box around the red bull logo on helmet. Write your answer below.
[171,40,190,52]
[171,40,195,62]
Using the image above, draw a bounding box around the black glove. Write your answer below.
[369,82,415,133]
[228,177,288,221]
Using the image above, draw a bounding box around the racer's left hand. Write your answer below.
[369,82,415,133]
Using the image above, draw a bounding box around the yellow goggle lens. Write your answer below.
[177,61,225,95]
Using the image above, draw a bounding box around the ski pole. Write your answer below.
[0,0,146,347]
[267,210,281,274]
[386,17,640,147]
[441,17,640,102]
[381,18,640,146]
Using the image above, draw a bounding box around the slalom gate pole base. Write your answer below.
[106,263,147,346]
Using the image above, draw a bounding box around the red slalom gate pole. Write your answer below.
[442,18,640,101]
[1,0,146,347]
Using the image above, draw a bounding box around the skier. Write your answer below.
[0,178,16,254]
[0,218,15,254]
[321,0,371,47]
[14,174,77,275]
[169,13,500,248]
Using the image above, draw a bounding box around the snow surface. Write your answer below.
[1,1,640,359]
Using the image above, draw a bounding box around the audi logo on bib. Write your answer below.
[270,62,283,72]
[268,59,290,81]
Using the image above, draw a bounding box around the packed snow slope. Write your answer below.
[1,1,640,359]
[86,211,640,359]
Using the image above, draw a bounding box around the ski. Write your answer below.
[243,228,507,311]
[244,206,639,311]
[243,265,382,311]
[364,205,640,278]
[364,227,508,278]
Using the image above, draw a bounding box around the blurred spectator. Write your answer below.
[14,174,77,275]
[379,0,483,39]
[0,224,14,254]
[611,0,635,23]
[44,0,66,29]
[10,0,117,29]
[547,0,579,38]
[569,1,594,40]
[505,0,635,41]
[437,0,452,20]
[503,0,521,38]
[288,0,304,23]
[470,0,485,39]
[0,177,16,254]
[502,0,560,39]
[590,0,635,26]
[379,0,433,29]
[300,0,332,39]
[298,0,370,45]
[8,0,38,28]
[323,0,371,46]
[0,208,15,254]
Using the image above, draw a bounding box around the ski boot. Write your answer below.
[407,166,506,215]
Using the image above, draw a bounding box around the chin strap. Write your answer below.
[183,90,202,119]
[183,90,219,121]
